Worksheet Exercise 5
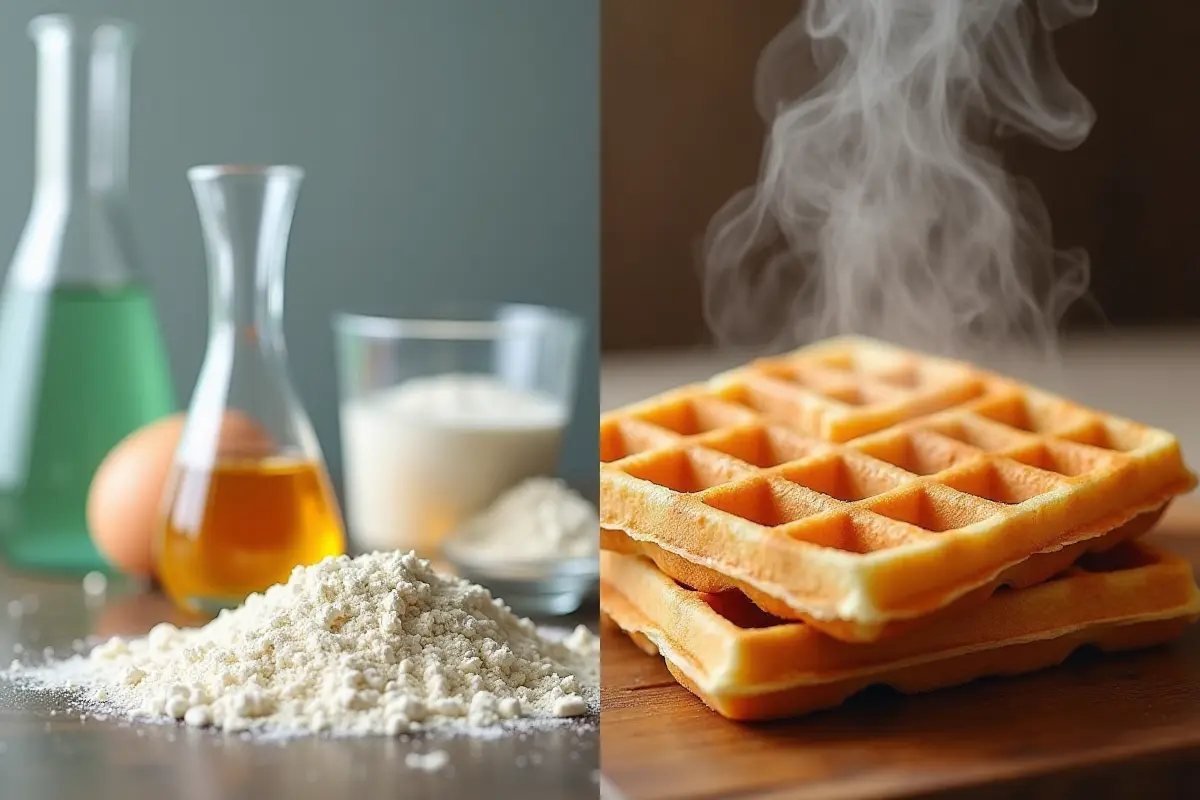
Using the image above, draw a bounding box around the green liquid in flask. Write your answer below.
[0,284,176,574]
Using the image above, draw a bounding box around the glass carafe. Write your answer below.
[155,165,345,614]
[0,15,176,574]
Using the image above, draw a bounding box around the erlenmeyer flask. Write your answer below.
[155,165,345,613]
[0,15,176,574]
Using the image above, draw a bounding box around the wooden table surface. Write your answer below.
[600,502,1200,800]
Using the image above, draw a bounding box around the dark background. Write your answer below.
[601,0,1199,351]
[0,0,599,485]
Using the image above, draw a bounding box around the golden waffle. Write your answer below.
[600,544,1200,721]
[601,501,1165,642]
[600,336,1196,638]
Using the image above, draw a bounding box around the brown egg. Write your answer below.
[87,410,275,577]
[214,409,277,459]
[88,414,185,577]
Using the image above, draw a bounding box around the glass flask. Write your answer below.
[155,165,345,614]
[0,15,176,574]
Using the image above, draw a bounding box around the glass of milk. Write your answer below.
[332,305,583,557]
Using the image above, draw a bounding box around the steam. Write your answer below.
[702,0,1098,358]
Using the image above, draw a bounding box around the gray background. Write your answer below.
[0,0,599,486]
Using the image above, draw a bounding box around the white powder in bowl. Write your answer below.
[15,550,597,739]
[451,477,598,561]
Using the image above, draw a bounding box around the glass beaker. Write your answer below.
[155,165,345,614]
[0,15,176,575]
[333,306,583,558]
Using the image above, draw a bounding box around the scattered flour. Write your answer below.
[405,749,450,772]
[451,477,598,560]
[14,550,598,739]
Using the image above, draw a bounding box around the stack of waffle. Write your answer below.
[599,337,1200,720]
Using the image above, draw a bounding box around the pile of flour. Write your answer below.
[451,477,598,560]
[22,550,597,737]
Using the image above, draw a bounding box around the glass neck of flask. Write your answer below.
[189,166,303,349]
[29,15,134,199]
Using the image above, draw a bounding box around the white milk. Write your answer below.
[339,374,567,554]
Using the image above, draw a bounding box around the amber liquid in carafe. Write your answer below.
[157,456,345,614]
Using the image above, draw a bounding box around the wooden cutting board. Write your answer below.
[600,502,1200,800]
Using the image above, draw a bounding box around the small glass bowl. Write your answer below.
[332,305,584,558]
[441,535,598,617]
